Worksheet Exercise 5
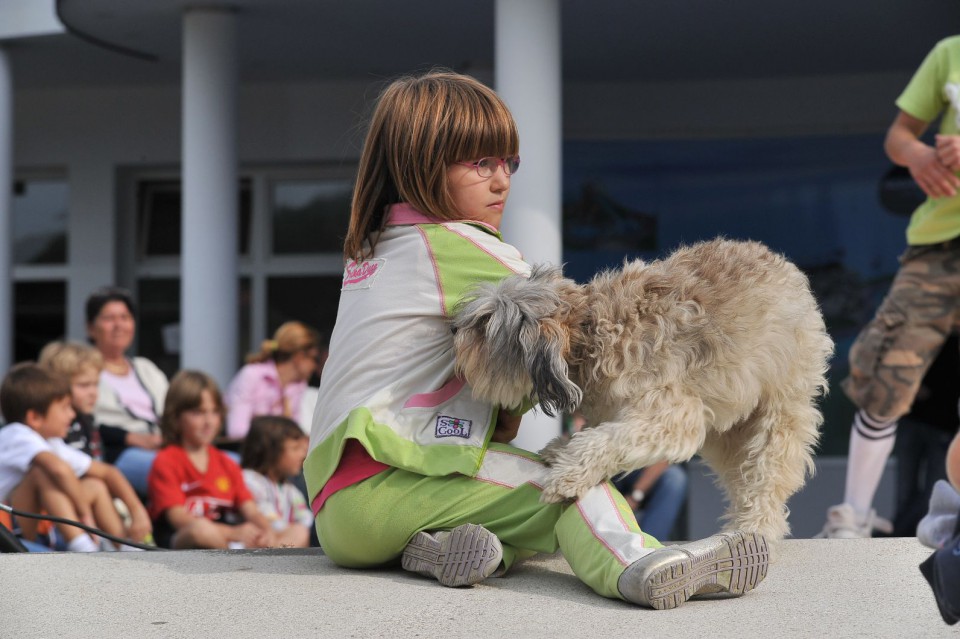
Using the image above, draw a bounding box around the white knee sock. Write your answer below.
[843,410,897,515]
[67,534,99,553]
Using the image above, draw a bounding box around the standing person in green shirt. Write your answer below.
[821,36,960,538]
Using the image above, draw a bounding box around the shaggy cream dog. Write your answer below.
[452,238,834,542]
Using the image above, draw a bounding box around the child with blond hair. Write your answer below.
[38,341,104,458]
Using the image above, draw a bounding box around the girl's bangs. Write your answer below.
[448,96,519,162]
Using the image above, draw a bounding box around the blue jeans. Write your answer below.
[114,447,159,497]
[613,465,688,540]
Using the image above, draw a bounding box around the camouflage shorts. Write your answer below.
[842,241,960,420]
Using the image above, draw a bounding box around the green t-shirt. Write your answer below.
[897,35,960,245]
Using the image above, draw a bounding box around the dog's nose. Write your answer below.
[450,326,458,335]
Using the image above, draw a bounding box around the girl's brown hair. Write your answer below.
[240,415,306,476]
[159,370,226,446]
[245,321,319,365]
[344,70,520,262]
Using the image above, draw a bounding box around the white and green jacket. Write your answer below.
[304,203,531,501]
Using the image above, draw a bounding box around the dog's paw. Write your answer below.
[540,466,594,504]
[538,436,569,466]
[539,485,571,504]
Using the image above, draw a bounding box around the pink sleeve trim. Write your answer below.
[403,376,466,409]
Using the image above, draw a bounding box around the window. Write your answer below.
[128,166,352,374]
[14,282,66,362]
[12,176,70,362]
[271,180,352,254]
[137,179,252,258]
[13,178,68,265]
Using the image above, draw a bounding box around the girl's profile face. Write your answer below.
[446,159,512,229]
[275,436,308,480]
[178,389,222,449]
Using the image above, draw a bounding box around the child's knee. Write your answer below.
[81,476,109,500]
[174,518,224,549]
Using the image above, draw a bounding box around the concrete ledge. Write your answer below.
[0,538,950,638]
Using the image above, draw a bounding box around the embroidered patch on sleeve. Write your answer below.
[342,258,385,291]
[435,415,472,439]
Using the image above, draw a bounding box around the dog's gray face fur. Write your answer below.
[451,265,583,416]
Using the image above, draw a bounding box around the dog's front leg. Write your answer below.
[538,435,569,466]
[540,394,707,503]
[539,421,665,503]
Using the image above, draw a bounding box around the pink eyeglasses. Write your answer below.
[455,156,521,178]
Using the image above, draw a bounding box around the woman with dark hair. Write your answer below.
[86,286,168,495]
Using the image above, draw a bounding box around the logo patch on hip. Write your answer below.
[435,415,472,439]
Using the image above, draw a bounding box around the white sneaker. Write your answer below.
[617,531,769,610]
[816,503,874,539]
[401,524,503,588]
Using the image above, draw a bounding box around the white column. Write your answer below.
[67,163,116,341]
[495,0,563,451]
[0,48,12,372]
[181,8,238,387]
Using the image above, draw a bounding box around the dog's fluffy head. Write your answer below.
[452,264,585,416]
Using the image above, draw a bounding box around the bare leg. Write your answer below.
[9,466,90,543]
[170,518,230,550]
[7,466,47,541]
[82,477,125,547]
[275,523,310,548]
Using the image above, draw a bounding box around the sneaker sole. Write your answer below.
[401,524,503,588]
[646,532,769,610]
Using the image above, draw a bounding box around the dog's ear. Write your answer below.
[527,319,583,417]
[521,265,583,417]
[451,274,542,408]
[452,264,583,413]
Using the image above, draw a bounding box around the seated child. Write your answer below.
[240,415,312,548]
[38,341,104,459]
[0,363,151,551]
[147,370,279,549]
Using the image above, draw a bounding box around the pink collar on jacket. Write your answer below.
[385,203,500,236]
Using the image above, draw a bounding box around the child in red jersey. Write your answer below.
[147,370,277,549]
